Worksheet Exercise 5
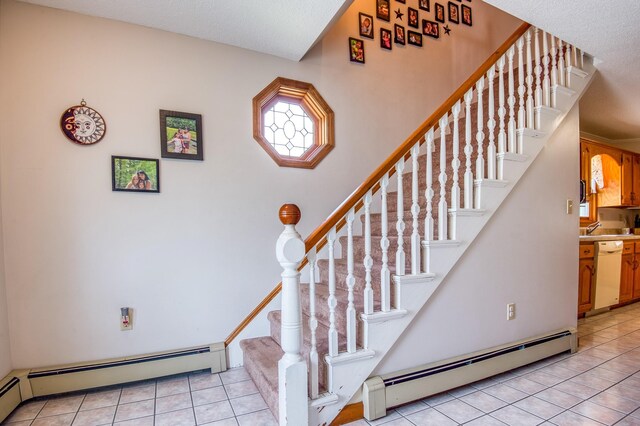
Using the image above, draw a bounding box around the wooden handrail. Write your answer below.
[224,22,530,347]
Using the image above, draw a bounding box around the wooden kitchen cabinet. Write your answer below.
[633,155,640,205]
[578,243,595,315]
[622,153,634,206]
[620,242,635,303]
[634,242,640,300]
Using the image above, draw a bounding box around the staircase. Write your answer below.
[238,24,595,425]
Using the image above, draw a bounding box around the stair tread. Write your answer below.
[239,336,281,420]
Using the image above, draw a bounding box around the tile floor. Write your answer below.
[346,302,640,425]
[3,301,640,425]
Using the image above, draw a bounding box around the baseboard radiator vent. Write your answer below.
[0,341,227,422]
[363,328,577,421]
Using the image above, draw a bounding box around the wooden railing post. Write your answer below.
[276,204,308,426]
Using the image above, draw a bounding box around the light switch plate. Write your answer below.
[566,199,573,214]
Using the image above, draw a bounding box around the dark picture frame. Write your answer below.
[380,28,392,50]
[359,12,374,38]
[448,1,459,24]
[407,30,423,46]
[435,3,445,23]
[377,0,391,21]
[160,110,203,161]
[407,7,419,28]
[112,156,160,193]
[461,4,472,26]
[419,0,430,12]
[394,24,406,45]
[349,37,365,63]
[423,19,440,38]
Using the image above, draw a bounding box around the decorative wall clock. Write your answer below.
[60,99,106,145]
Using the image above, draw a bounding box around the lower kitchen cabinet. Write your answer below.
[620,242,635,303]
[578,243,595,315]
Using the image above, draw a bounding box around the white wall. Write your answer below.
[0,0,519,367]
[0,205,10,377]
[376,106,581,374]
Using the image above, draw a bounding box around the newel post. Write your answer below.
[276,204,309,426]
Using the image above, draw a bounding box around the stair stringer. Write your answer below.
[309,60,595,426]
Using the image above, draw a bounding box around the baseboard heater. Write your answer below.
[363,328,576,421]
[0,341,227,422]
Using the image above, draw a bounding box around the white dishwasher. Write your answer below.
[593,241,623,309]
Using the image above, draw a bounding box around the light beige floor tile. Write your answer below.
[514,396,564,420]
[460,391,508,413]
[483,383,529,404]
[38,396,84,418]
[404,407,458,426]
[71,405,116,425]
[523,371,565,387]
[113,416,154,426]
[155,407,195,426]
[433,399,483,423]
[552,381,599,399]
[570,401,625,425]
[490,405,543,426]
[589,391,640,414]
[156,377,190,398]
[219,368,250,385]
[191,386,228,406]
[465,416,508,426]
[447,385,477,398]
[568,372,616,391]
[615,416,640,425]
[119,384,156,405]
[504,377,548,395]
[31,413,75,426]
[420,392,454,406]
[366,410,401,425]
[393,400,428,416]
[188,372,222,391]
[549,410,604,425]
[194,400,235,424]
[223,380,258,399]
[154,391,192,414]
[114,400,155,423]
[229,393,268,416]
[3,400,46,422]
[235,409,277,426]
[203,418,239,426]
[79,389,121,411]
[535,387,584,409]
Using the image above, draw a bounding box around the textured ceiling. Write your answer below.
[18,0,352,61]
[484,0,640,141]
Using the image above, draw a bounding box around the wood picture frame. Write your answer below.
[407,30,423,46]
[160,110,203,161]
[380,28,392,50]
[461,4,472,26]
[349,37,365,63]
[377,0,391,22]
[419,0,430,12]
[408,7,419,28]
[359,12,374,38]
[394,24,406,45]
[448,1,459,24]
[423,19,440,38]
[435,3,445,23]
[112,156,160,193]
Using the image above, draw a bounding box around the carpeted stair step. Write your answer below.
[338,234,413,270]
[239,336,282,421]
[317,258,406,296]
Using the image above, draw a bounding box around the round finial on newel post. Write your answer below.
[279,204,301,225]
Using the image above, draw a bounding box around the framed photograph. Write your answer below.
[394,24,406,45]
[359,12,374,38]
[448,1,459,24]
[377,0,390,21]
[380,28,392,50]
[419,0,430,12]
[423,19,440,38]
[112,156,160,193]
[408,7,419,28]
[461,4,472,26]
[407,30,423,47]
[435,3,445,23]
[160,110,203,160]
[349,37,365,63]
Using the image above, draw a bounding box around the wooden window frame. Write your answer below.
[253,77,334,169]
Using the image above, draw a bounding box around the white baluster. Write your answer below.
[345,209,356,353]
[497,55,506,180]
[463,90,474,208]
[475,78,486,181]
[516,37,526,153]
[380,174,391,312]
[550,36,558,108]
[451,101,462,207]
[410,144,421,274]
[307,248,319,399]
[525,29,534,129]
[327,227,338,357]
[486,69,496,180]
[565,41,572,87]
[424,129,435,273]
[438,114,448,240]
[558,39,566,87]
[580,49,584,69]
[542,31,550,107]
[507,45,516,153]
[534,28,542,111]
[572,43,578,69]
[363,192,374,315]
[395,161,406,276]
[276,204,308,426]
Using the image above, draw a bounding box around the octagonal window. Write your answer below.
[253,77,334,169]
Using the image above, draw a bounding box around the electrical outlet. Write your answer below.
[507,303,516,320]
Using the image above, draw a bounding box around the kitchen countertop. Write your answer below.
[579,234,640,242]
